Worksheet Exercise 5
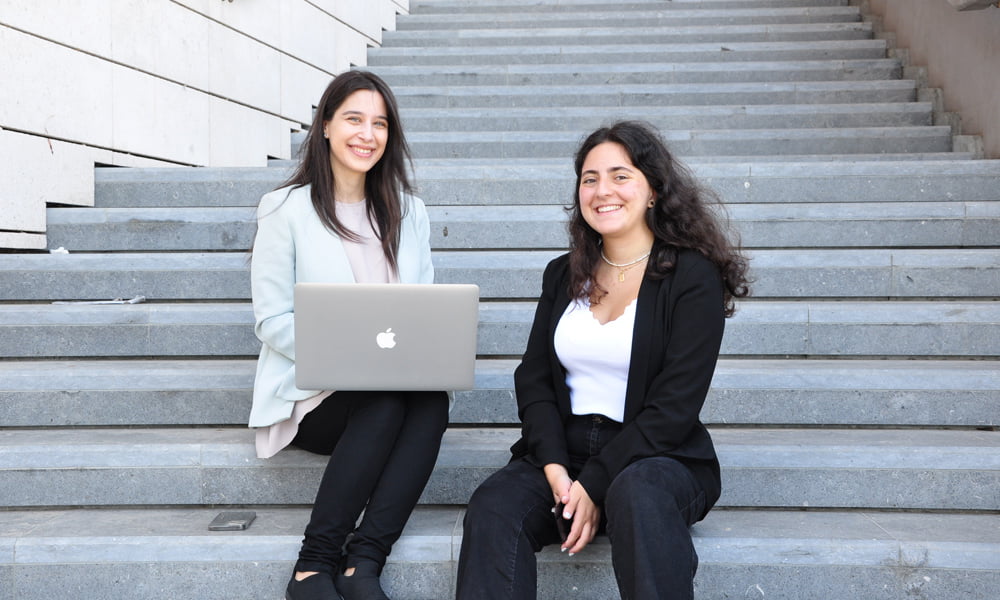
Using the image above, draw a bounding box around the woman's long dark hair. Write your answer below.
[567,121,750,316]
[278,70,413,271]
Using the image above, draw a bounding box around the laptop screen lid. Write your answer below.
[294,283,479,391]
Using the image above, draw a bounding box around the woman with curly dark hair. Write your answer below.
[456,121,750,600]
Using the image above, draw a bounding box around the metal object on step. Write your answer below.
[208,511,257,531]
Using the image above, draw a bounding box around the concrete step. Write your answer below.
[1,301,997,359]
[406,126,952,159]
[91,161,1000,208]
[0,253,253,301]
[394,6,863,30]
[435,249,1000,297]
[1,358,996,429]
[392,80,918,108]
[44,206,259,252]
[411,0,855,14]
[412,159,1000,205]
[382,22,874,47]
[44,200,1000,252]
[398,103,932,132]
[2,506,996,600]
[648,151,981,162]
[5,248,997,301]
[0,427,997,509]
[0,359,256,428]
[717,202,999,249]
[287,151,992,173]
[367,40,889,66]
[93,165,291,208]
[370,58,905,86]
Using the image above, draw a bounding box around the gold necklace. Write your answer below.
[600,250,651,282]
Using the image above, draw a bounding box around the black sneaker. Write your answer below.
[286,571,341,600]
[335,561,390,600]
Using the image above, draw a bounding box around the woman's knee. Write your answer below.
[606,458,699,518]
[607,459,657,510]
[465,461,549,535]
[465,471,513,526]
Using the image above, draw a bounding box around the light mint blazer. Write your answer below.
[248,184,435,428]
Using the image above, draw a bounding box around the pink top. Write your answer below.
[255,199,397,458]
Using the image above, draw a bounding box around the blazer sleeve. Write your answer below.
[577,252,726,504]
[251,189,298,360]
[512,256,571,469]
[409,196,435,284]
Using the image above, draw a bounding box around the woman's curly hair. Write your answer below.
[567,121,751,316]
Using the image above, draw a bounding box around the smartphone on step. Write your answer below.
[208,511,257,531]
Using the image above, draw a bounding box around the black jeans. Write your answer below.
[456,414,708,600]
[291,389,448,575]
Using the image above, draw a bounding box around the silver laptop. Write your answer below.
[294,283,479,391]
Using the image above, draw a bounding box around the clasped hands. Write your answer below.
[543,463,600,555]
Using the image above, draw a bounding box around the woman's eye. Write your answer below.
[581,177,596,185]
[374,121,388,129]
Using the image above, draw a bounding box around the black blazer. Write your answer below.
[510,248,724,510]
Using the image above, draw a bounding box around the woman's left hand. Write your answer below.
[560,480,600,555]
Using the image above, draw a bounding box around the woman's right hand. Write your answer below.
[543,464,600,554]
[543,463,572,506]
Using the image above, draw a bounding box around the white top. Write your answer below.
[255,199,396,458]
[337,199,396,285]
[553,297,637,423]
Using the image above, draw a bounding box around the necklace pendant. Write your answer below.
[618,270,626,282]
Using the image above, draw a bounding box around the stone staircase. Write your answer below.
[2,0,999,598]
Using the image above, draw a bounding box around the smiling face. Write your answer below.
[578,141,655,243]
[322,89,389,182]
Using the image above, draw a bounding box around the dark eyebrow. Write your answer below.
[340,110,389,121]
[583,166,633,176]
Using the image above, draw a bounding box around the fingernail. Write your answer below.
[563,511,572,519]
[568,552,575,557]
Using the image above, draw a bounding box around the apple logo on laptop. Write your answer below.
[376,328,397,349]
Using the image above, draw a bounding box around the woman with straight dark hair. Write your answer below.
[456,121,750,599]
[249,70,448,600]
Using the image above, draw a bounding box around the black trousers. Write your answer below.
[456,414,708,600]
[291,389,449,575]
